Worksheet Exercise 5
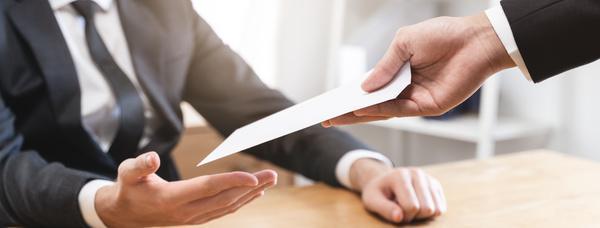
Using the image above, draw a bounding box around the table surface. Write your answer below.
[191,150,600,228]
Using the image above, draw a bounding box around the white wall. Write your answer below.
[559,62,600,160]
[274,0,339,101]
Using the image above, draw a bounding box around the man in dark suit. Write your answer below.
[0,0,446,227]
[324,0,600,126]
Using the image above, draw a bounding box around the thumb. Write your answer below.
[362,30,411,92]
[118,151,161,184]
[364,189,404,223]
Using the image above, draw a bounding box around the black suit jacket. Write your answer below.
[501,0,600,82]
[0,0,369,227]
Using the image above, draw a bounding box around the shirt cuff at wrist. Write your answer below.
[485,6,533,81]
[335,149,393,190]
[78,179,115,228]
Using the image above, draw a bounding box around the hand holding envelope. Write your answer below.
[197,63,411,166]
[327,14,515,126]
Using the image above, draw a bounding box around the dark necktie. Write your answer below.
[72,0,145,162]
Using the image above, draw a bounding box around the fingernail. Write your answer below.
[392,209,402,222]
[145,154,153,168]
[361,81,371,91]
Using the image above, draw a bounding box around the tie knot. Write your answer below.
[71,0,99,21]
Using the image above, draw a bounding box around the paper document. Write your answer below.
[197,64,411,166]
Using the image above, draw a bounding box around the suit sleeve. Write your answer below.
[500,0,600,82]
[182,9,370,187]
[0,94,104,227]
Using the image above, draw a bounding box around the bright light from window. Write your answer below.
[192,0,280,87]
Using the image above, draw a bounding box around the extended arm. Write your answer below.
[183,12,370,187]
[325,0,600,125]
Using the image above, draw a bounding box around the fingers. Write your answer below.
[184,184,255,216]
[362,188,404,223]
[322,113,390,128]
[411,169,437,219]
[362,29,411,92]
[184,170,277,213]
[354,99,416,117]
[191,188,266,224]
[253,169,278,186]
[187,175,276,224]
[323,89,422,127]
[324,98,421,127]
[429,177,447,214]
[170,171,259,203]
[118,152,161,184]
[391,170,421,223]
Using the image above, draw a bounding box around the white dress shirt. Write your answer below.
[49,0,392,227]
[485,6,532,81]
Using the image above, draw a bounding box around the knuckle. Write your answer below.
[409,167,419,174]
[399,168,412,178]
[391,168,405,175]
[394,27,407,37]
[405,203,420,214]
[389,169,410,182]
[422,205,435,216]
[411,168,425,177]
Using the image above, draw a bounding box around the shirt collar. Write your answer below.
[49,0,113,12]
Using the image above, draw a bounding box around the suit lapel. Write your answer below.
[117,0,183,146]
[7,0,116,167]
[8,0,181,162]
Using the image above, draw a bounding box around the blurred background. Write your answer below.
[174,0,600,186]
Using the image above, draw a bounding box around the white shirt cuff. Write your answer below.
[335,149,393,190]
[485,6,533,81]
[78,179,115,228]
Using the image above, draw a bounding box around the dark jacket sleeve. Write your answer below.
[182,10,370,187]
[0,2,105,227]
[500,0,600,82]
[0,95,104,227]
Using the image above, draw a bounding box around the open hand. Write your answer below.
[95,152,277,227]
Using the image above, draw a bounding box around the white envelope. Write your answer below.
[197,63,411,166]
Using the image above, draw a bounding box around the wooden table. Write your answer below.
[195,150,600,227]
